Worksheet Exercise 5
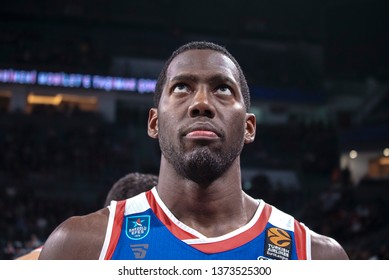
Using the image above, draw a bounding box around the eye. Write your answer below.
[172,83,190,94]
[215,85,233,96]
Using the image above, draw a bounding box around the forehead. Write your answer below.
[166,49,239,82]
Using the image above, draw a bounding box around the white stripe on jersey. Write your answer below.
[268,205,294,231]
[124,192,150,215]
[99,201,117,260]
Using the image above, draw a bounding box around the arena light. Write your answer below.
[27,93,98,106]
[59,94,97,105]
[27,94,62,105]
[349,150,358,159]
[379,157,389,165]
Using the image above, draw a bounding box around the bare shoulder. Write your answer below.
[39,207,109,260]
[310,230,349,260]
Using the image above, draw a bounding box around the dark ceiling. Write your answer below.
[1,0,388,84]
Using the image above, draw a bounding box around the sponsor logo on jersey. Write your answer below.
[130,244,149,259]
[125,215,150,240]
[264,227,292,260]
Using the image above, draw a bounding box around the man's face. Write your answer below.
[148,49,255,184]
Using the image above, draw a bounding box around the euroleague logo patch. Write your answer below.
[125,215,150,240]
[264,227,292,260]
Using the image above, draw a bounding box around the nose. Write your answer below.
[188,88,215,118]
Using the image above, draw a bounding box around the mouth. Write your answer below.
[183,123,221,140]
[186,130,218,139]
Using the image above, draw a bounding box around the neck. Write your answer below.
[155,156,258,237]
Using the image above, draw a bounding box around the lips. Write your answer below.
[186,130,218,138]
[183,123,221,139]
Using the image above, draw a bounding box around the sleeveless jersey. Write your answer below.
[99,187,311,260]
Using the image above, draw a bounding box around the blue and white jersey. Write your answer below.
[99,187,311,260]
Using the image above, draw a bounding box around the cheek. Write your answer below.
[157,110,179,134]
[159,95,187,122]
[221,103,246,125]
[230,114,247,138]
[234,122,246,138]
[232,102,245,111]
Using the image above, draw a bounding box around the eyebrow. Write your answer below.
[170,73,238,86]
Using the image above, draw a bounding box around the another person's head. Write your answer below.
[104,172,158,207]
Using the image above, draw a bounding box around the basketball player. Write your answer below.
[15,172,158,260]
[39,41,349,260]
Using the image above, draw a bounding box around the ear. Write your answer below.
[244,113,256,144]
[148,108,159,139]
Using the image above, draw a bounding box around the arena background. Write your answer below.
[0,0,388,259]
